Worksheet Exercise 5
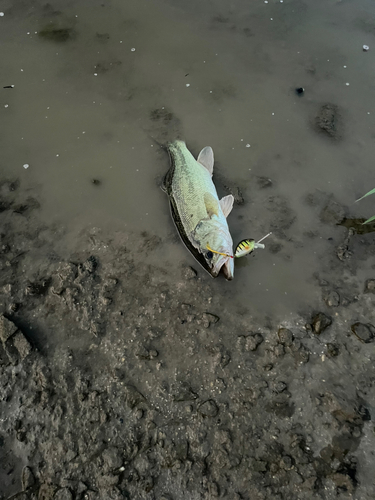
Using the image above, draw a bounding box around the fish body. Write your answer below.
[163,140,234,279]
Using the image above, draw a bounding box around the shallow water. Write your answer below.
[1,0,375,317]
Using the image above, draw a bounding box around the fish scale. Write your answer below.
[169,141,219,239]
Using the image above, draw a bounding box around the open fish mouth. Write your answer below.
[211,255,234,280]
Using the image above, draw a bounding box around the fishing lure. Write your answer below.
[206,244,233,259]
[234,232,271,258]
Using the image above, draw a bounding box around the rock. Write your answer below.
[173,384,198,402]
[245,333,264,351]
[257,176,273,189]
[198,399,219,417]
[319,198,346,225]
[272,381,287,393]
[22,466,35,489]
[315,104,341,139]
[0,315,17,342]
[325,291,340,307]
[364,279,375,293]
[79,255,98,275]
[351,323,375,343]
[277,328,294,346]
[54,488,73,500]
[202,313,220,327]
[326,343,339,357]
[3,338,20,365]
[336,243,351,261]
[311,313,332,334]
[136,346,158,360]
[13,331,32,360]
[294,343,310,364]
[182,266,197,279]
[273,344,285,357]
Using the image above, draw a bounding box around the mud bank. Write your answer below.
[0,180,375,500]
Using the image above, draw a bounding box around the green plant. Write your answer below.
[356,188,375,224]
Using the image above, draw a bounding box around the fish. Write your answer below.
[162,140,235,280]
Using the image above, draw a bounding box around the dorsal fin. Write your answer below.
[204,192,219,218]
[219,195,234,218]
[197,147,214,176]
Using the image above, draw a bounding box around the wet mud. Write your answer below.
[1,0,375,499]
[1,177,375,500]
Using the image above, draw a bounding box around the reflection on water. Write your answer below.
[1,0,375,316]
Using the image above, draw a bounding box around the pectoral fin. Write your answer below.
[197,147,214,176]
[204,192,219,218]
[219,194,234,218]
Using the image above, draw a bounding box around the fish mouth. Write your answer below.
[211,255,234,280]
[223,258,234,280]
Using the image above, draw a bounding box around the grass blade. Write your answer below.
[363,215,375,224]
[356,188,375,202]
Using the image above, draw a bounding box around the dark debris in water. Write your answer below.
[38,25,76,42]
[339,217,375,235]
[150,108,175,125]
[95,32,110,42]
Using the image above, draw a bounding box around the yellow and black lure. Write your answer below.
[234,232,271,258]
[235,239,255,258]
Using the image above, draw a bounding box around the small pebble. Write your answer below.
[4,104,8,108]
[246,144,251,148]
[186,83,190,87]
[131,47,136,52]
[23,164,29,169]
[0,12,4,17]
[363,45,369,52]
[345,82,350,86]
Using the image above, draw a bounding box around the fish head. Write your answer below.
[204,230,234,280]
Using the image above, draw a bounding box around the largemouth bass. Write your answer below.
[162,140,234,280]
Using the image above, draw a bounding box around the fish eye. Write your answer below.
[206,251,214,259]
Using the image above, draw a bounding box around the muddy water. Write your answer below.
[1,0,375,317]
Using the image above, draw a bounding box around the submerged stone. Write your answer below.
[315,104,341,139]
[198,399,219,417]
[311,312,332,334]
[351,322,375,343]
[364,279,375,294]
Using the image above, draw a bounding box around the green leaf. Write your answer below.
[356,188,375,202]
[363,215,375,224]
